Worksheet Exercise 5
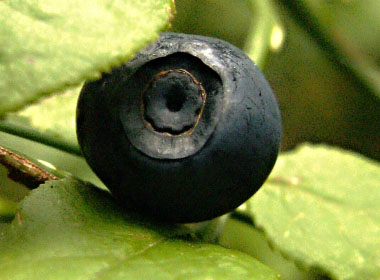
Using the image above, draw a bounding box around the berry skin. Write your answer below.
[76,32,282,223]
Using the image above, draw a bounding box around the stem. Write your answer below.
[246,0,283,69]
[230,210,254,226]
[0,121,82,156]
[0,145,61,220]
[0,145,59,189]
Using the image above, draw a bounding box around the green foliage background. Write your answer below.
[0,0,379,279]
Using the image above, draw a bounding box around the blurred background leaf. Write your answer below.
[171,0,282,68]
[267,1,380,160]
[278,0,380,99]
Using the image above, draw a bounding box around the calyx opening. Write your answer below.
[141,69,206,136]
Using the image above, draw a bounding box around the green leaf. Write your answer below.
[2,87,80,154]
[0,179,279,280]
[241,144,380,280]
[0,0,174,115]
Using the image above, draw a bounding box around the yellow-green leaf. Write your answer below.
[0,0,174,115]
[0,178,279,280]
[242,144,380,280]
